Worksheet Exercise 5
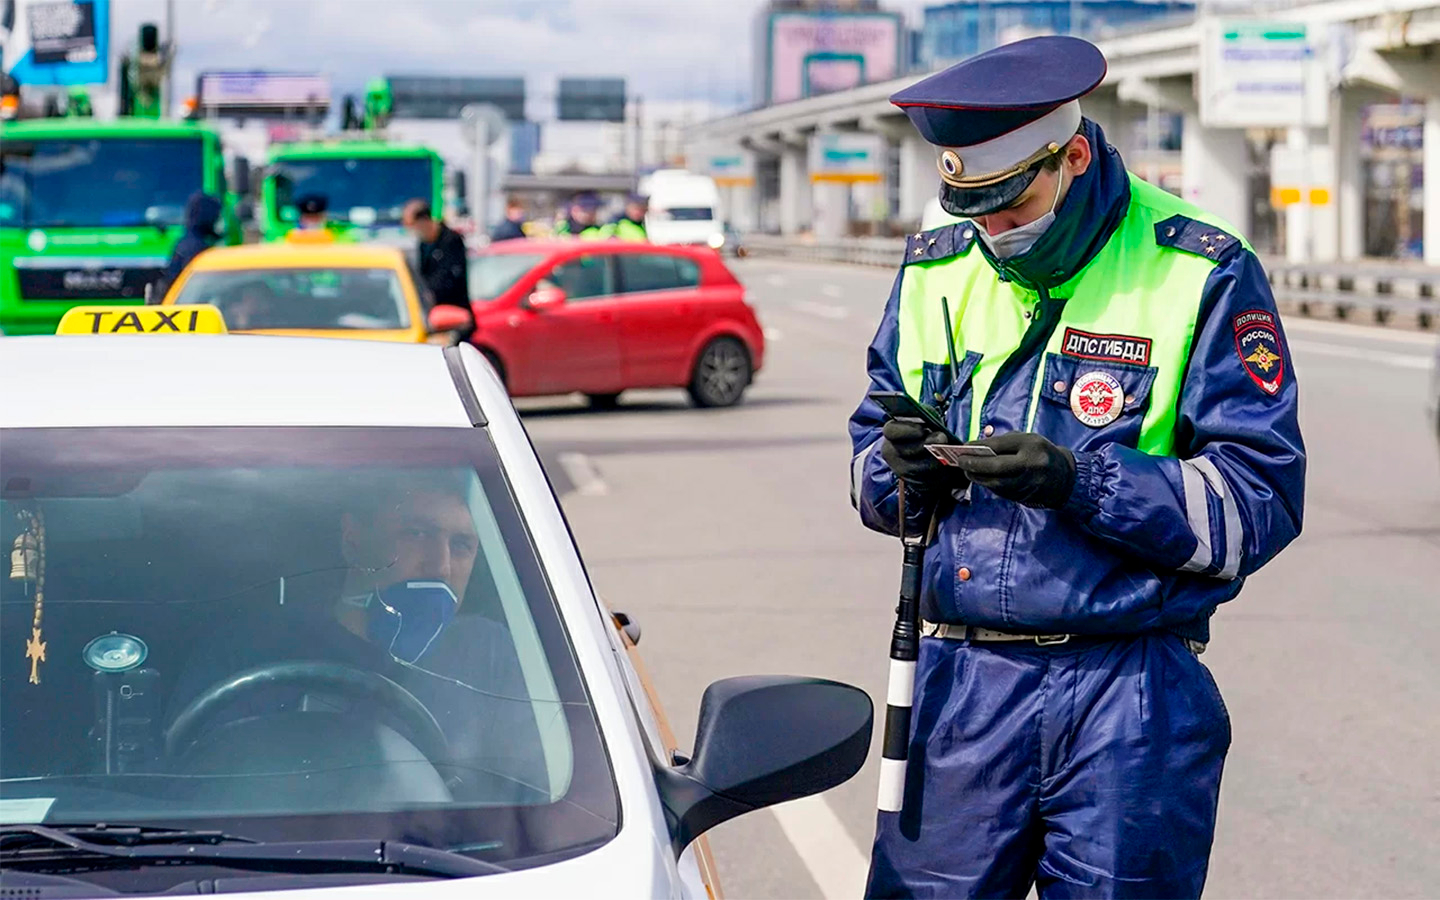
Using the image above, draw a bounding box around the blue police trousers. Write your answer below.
[866,632,1230,899]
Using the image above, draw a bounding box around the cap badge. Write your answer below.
[939,150,964,181]
[1069,371,1124,428]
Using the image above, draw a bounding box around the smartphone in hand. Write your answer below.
[867,390,962,444]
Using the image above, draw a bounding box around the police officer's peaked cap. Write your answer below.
[891,35,1106,216]
[572,191,602,210]
[296,193,328,215]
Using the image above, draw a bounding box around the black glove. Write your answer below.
[880,419,968,492]
[946,431,1076,509]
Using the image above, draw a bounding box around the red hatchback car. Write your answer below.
[461,240,765,408]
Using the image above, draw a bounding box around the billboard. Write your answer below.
[699,149,755,187]
[808,132,884,183]
[3,0,110,86]
[557,77,626,122]
[196,71,330,118]
[1199,21,1328,128]
[759,11,901,106]
[388,75,526,122]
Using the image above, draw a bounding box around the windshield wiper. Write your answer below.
[0,825,506,878]
[0,823,257,852]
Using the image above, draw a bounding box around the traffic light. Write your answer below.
[119,23,172,119]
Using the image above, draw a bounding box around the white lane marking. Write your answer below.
[1284,316,1439,347]
[765,274,789,287]
[1288,339,1432,371]
[557,452,609,496]
[770,795,870,900]
[763,326,784,341]
[821,283,844,298]
[792,299,850,320]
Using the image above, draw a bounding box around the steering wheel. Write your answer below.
[165,661,449,763]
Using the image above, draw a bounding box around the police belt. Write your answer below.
[921,620,1206,655]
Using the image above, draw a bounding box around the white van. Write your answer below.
[638,169,724,249]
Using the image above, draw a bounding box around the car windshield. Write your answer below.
[470,253,546,301]
[271,157,433,225]
[659,207,714,221]
[0,427,617,879]
[0,138,205,229]
[174,267,411,330]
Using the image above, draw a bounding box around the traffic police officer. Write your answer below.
[850,36,1306,898]
[609,193,650,241]
[553,192,609,239]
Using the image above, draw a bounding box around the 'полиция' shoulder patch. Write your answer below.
[1233,309,1286,396]
[903,222,978,266]
[1154,215,1243,264]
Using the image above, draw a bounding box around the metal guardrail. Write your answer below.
[739,234,1440,330]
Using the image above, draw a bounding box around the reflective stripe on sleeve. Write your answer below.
[851,438,882,508]
[1190,456,1243,580]
[1178,458,1214,574]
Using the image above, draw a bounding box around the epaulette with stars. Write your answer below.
[903,222,978,266]
[1154,214,1244,264]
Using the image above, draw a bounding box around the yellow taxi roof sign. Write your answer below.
[57,304,229,336]
[284,228,338,244]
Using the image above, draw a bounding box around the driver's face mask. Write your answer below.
[363,580,458,664]
[976,169,1066,260]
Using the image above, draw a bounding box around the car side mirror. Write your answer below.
[427,304,474,335]
[655,675,872,852]
[527,286,566,310]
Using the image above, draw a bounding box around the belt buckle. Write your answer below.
[1033,634,1071,646]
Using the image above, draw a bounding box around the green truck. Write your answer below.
[0,118,237,335]
[259,140,444,243]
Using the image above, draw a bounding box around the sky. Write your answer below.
[111,0,930,116]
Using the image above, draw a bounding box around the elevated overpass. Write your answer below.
[688,0,1440,264]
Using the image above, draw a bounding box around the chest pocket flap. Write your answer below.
[1033,353,1158,451]
[921,350,983,438]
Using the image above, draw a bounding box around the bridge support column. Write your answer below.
[1333,86,1372,261]
[1426,96,1440,265]
[813,179,848,239]
[779,143,811,236]
[899,133,938,226]
[1180,115,1249,238]
[1284,126,1338,263]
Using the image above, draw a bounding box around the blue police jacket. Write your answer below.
[849,121,1305,642]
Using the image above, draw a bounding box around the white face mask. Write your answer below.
[976,171,1066,260]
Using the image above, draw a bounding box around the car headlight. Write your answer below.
[707,233,725,249]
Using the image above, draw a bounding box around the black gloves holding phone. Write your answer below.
[880,420,968,492]
[881,424,1077,510]
[953,432,1076,509]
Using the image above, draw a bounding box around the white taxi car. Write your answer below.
[0,307,872,897]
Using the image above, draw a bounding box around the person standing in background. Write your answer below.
[403,198,470,310]
[490,196,529,242]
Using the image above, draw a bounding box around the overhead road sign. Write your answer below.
[557,77,626,123]
[387,75,526,122]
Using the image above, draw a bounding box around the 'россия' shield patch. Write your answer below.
[1233,310,1285,396]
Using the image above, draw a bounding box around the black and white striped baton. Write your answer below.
[878,479,924,812]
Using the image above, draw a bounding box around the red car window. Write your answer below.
[615,253,700,294]
[543,254,614,300]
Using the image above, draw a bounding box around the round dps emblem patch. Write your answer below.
[1070,371,1124,427]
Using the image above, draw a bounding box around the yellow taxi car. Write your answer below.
[161,243,449,343]
[3,305,872,898]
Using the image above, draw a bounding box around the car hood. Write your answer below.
[168,827,677,899]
